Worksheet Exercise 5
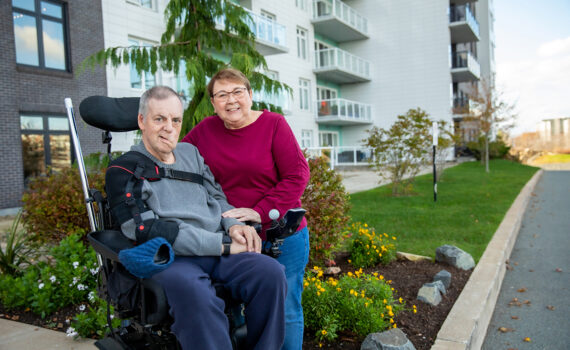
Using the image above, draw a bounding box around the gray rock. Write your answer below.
[417,283,442,306]
[424,280,446,295]
[433,269,451,289]
[435,245,475,270]
[361,328,416,350]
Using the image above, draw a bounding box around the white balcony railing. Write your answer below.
[312,0,368,35]
[316,98,372,123]
[243,9,287,47]
[314,48,371,79]
[305,146,373,170]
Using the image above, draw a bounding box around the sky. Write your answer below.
[493,0,570,136]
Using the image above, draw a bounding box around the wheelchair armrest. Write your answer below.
[88,230,135,262]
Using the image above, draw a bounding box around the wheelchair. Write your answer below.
[64,96,305,349]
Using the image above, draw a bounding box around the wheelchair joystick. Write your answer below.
[263,208,306,258]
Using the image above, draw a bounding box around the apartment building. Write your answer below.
[1,0,107,211]
[101,0,494,159]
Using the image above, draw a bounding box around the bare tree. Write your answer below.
[467,78,517,172]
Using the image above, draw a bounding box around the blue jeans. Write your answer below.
[275,227,310,350]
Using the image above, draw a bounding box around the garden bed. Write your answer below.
[0,252,472,350]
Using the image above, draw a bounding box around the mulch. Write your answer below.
[0,253,472,350]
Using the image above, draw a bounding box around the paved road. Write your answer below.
[482,170,570,350]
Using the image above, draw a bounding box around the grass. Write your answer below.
[532,153,570,164]
[348,159,538,262]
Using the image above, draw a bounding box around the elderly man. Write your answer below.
[105,86,286,350]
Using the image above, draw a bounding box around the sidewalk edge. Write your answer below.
[430,169,543,350]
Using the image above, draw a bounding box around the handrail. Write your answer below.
[316,98,372,122]
[312,0,368,35]
[314,47,371,78]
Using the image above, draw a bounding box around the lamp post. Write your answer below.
[432,122,438,202]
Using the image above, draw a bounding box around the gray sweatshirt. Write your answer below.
[120,142,243,256]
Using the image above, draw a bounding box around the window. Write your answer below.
[301,129,313,148]
[296,27,308,60]
[129,38,157,89]
[126,0,154,10]
[12,0,68,70]
[299,78,310,111]
[319,131,339,147]
[295,0,307,11]
[20,114,72,182]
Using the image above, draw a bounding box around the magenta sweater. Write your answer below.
[182,110,309,239]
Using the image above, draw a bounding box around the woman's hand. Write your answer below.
[228,224,262,253]
[223,207,261,223]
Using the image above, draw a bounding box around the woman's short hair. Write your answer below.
[139,85,182,117]
[207,68,252,97]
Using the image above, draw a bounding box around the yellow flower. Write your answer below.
[379,275,384,280]
[320,287,325,293]
[393,323,397,328]
[392,236,397,240]
[383,299,387,304]
[373,272,378,277]
[347,272,353,277]
[304,282,309,287]
[318,343,323,348]
[321,329,327,335]
[389,318,394,323]
[413,308,417,314]
[364,223,368,227]
[388,311,394,317]
[336,287,341,292]
[524,337,531,342]
[399,297,403,303]
[365,302,369,307]
[348,259,351,263]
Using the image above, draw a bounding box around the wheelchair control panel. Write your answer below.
[262,208,306,258]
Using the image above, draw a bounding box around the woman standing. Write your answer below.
[182,68,310,350]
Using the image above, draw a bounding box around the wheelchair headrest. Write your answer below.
[79,96,140,132]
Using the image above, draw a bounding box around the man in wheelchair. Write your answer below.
[104,85,287,349]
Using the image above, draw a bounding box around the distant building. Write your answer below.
[1,0,107,212]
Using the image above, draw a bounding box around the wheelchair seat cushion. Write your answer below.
[119,237,175,278]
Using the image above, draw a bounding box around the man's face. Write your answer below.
[138,95,183,162]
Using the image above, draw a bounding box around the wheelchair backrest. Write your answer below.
[79,96,140,132]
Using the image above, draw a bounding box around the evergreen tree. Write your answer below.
[83,0,290,137]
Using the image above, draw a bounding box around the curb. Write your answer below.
[431,169,543,350]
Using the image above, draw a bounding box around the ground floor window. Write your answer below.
[20,114,72,183]
[319,131,339,147]
[301,129,313,148]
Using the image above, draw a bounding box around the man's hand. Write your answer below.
[229,224,261,253]
[222,208,261,223]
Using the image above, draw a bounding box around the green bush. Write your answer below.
[69,296,120,339]
[301,155,351,265]
[0,233,98,318]
[21,166,105,243]
[302,266,403,342]
[345,222,397,268]
[467,135,511,161]
[0,210,40,276]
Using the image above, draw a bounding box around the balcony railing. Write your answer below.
[243,9,287,48]
[312,0,368,41]
[451,50,481,80]
[305,146,373,169]
[449,5,480,38]
[314,47,371,82]
[316,98,372,125]
[253,89,289,113]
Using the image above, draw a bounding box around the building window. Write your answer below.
[296,27,308,60]
[301,129,313,148]
[126,0,154,10]
[299,78,310,111]
[129,38,157,89]
[20,114,72,182]
[319,131,339,147]
[12,0,68,70]
[295,0,307,11]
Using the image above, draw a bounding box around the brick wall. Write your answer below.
[0,0,107,209]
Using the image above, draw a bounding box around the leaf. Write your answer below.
[498,327,514,333]
[517,287,527,293]
[546,305,555,311]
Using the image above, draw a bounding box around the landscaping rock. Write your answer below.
[435,245,475,270]
[433,269,451,289]
[324,266,341,275]
[426,280,446,295]
[361,328,416,350]
[417,283,443,306]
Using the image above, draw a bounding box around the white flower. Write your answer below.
[88,291,96,302]
[77,284,86,291]
[90,267,99,275]
[72,261,79,269]
[78,304,86,311]
[49,275,56,283]
[66,327,78,337]
[72,277,79,285]
[38,283,45,289]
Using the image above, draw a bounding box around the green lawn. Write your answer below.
[348,160,538,262]
[533,153,570,164]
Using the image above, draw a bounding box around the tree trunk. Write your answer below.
[485,132,490,173]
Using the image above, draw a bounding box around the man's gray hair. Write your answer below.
[139,86,183,118]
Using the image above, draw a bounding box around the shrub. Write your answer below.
[345,222,397,268]
[467,135,511,161]
[69,296,120,339]
[302,266,403,343]
[301,154,351,265]
[21,166,105,243]
[0,233,99,318]
[0,210,40,276]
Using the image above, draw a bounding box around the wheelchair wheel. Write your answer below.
[95,337,127,350]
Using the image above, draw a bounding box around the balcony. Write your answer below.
[314,48,371,84]
[452,96,472,114]
[312,0,368,42]
[451,50,480,82]
[449,5,480,43]
[316,98,372,126]
[214,9,288,56]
